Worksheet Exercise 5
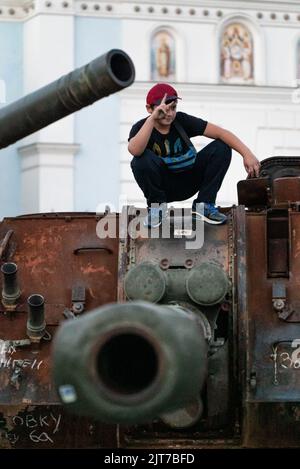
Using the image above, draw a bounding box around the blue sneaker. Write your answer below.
[144,203,168,228]
[192,202,227,225]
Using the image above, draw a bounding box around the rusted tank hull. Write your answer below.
[0,405,118,449]
[241,210,300,448]
[1,191,300,448]
[0,213,119,448]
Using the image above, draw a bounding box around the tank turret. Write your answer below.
[0,49,135,149]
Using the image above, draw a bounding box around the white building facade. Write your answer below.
[0,0,300,217]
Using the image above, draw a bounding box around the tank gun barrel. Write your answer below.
[52,301,209,425]
[0,49,135,149]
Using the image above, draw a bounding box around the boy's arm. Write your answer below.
[204,122,261,177]
[128,94,169,157]
[128,117,155,157]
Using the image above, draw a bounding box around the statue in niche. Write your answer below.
[151,31,176,81]
[221,23,254,83]
[242,40,252,80]
[157,36,171,77]
[222,39,232,79]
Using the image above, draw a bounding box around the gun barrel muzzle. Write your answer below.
[53,301,209,424]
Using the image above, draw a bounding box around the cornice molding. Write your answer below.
[1,0,300,23]
[0,3,30,19]
[121,81,300,106]
[18,142,80,158]
[3,0,300,6]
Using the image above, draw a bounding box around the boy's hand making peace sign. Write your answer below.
[150,94,174,121]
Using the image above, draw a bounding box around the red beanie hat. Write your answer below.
[146,83,181,106]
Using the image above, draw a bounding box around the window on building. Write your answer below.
[220,23,254,84]
[151,30,176,81]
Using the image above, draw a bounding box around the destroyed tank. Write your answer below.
[0,52,300,447]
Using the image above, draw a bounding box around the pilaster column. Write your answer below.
[18,143,79,213]
[19,0,78,213]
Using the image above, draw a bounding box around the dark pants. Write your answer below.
[130,139,232,206]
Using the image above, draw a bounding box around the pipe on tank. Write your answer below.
[1,262,21,308]
[27,294,46,341]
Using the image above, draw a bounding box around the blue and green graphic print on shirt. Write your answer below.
[152,136,196,172]
[129,112,208,173]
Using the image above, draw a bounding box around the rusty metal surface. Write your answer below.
[1,190,300,448]
[119,432,240,449]
[0,404,118,448]
[0,230,13,260]
[232,205,247,441]
[0,213,119,448]
[243,402,300,448]
[267,211,289,277]
[243,209,300,447]
[260,156,300,180]
[0,323,58,404]
[237,178,270,207]
[0,214,119,323]
[246,211,300,399]
[273,177,300,206]
[237,157,300,209]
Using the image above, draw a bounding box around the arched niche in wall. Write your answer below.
[220,22,254,84]
[150,28,176,81]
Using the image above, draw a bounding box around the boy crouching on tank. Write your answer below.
[128,83,260,228]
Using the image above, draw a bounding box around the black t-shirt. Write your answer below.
[128,112,207,159]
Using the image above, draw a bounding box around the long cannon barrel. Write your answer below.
[0,49,135,149]
[52,301,210,426]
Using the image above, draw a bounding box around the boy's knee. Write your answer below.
[131,150,164,171]
[131,155,143,170]
[215,139,232,163]
[131,154,149,171]
[215,139,231,152]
